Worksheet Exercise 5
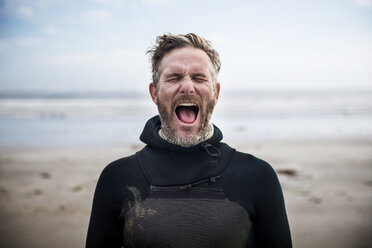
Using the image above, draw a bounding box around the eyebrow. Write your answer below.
[165,72,184,78]
[164,71,208,79]
[192,73,208,78]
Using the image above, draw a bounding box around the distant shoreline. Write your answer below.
[1,88,372,99]
[1,90,372,146]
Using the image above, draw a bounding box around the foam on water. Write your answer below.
[1,90,371,146]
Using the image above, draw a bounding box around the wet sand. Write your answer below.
[0,139,371,248]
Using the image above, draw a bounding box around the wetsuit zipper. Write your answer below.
[150,175,222,192]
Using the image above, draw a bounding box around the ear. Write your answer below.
[214,82,221,105]
[149,82,158,105]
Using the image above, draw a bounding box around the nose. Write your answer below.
[179,77,195,95]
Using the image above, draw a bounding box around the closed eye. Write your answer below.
[167,77,180,82]
[192,73,208,82]
[193,77,207,82]
[166,74,183,82]
[192,74,208,82]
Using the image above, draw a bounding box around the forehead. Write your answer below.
[158,47,213,76]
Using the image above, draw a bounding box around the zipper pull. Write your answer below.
[201,143,221,165]
[201,143,221,157]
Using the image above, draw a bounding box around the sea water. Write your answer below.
[0,90,371,146]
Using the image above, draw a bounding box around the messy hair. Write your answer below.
[147,33,221,87]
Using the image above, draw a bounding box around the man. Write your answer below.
[86,33,292,247]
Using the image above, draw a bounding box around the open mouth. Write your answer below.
[175,103,199,124]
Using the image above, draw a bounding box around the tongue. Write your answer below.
[178,107,196,124]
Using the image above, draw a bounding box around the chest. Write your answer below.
[123,187,252,248]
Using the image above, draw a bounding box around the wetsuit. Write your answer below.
[86,116,292,248]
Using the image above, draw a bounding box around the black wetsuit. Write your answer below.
[86,116,292,248]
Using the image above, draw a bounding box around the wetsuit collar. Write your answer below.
[139,115,223,153]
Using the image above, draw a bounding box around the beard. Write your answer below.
[157,95,216,147]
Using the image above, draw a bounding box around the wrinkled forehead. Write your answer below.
[160,64,212,77]
[158,47,214,78]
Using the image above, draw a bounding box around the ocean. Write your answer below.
[1,90,372,146]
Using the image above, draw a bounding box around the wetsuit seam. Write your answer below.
[135,150,153,187]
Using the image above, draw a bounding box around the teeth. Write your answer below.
[178,103,197,107]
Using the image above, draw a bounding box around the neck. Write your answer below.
[158,124,214,147]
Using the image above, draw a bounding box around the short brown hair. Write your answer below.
[147,33,221,87]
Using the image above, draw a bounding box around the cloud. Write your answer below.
[207,33,230,45]
[17,6,34,18]
[47,49,146,76]
[43,26,58,35]
[141,0,174,6]
[0,41,7,51]
[50,49,139,65]
[15,38,42,47]
[44,49,150,90]
[94,0,125,8]
[355,0,372,7]
[82,9,112,22]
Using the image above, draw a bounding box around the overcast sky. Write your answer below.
[0,0,371,93]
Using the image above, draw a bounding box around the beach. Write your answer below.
[0,91,372,247]
[1,140,371,247]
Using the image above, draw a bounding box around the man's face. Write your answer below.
[149,47,220,146]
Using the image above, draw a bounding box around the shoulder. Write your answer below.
[104,153,138,170]
[227,150,279,185]
[93,153,148,199]
[233,150,275,173]
[98,153,140,183]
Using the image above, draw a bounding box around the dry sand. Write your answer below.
[0,139,371,248]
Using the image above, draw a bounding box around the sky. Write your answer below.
[0,0,371,93]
